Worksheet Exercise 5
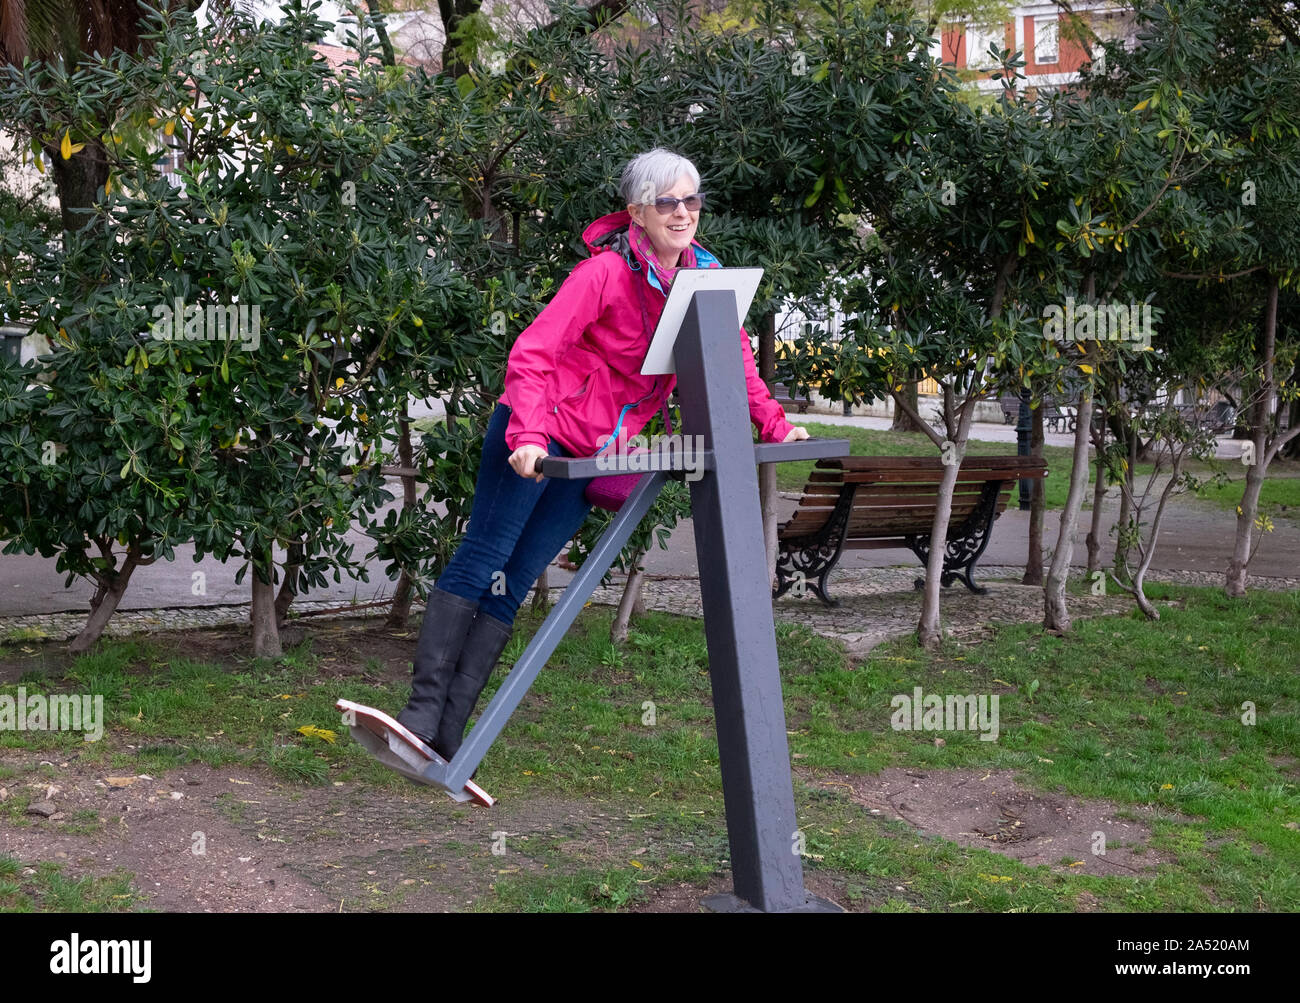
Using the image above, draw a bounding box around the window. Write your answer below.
[965,22,1001,69]
[1035,15,1059,64]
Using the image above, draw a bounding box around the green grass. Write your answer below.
[784,583,1300,911]
[0,855,143,912]
[1192,472,1300,522]
[2,626,51,644]
[475,866,647,913]
[3,585,1296,911]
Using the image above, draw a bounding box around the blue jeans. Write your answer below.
[436,403,592,624]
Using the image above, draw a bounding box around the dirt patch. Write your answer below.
[1,741,1172,911]
[0,644,78,686]
[0,756,334,912]
[0,747,704,913]
[1270,755,1300,781]
[804,766,1167,876]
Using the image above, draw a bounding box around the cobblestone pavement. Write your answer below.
[3,566,1296,658]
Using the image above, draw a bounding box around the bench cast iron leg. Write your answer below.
[774,483,856,607]
[905,481,1005,595]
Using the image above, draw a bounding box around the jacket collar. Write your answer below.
[582,210,721,293]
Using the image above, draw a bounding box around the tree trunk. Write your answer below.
[1112,418,1136,581]
[1114,411,1194,621]
[387,408,418,627]
[1131,569,1158,618]
[1227,278,1278,598]
[1086,408,1106,576]
[364,0,397,66]
[1022,401,1044,586]
[1127,458,1184,621]
[251,566,282,657]
[532,567,550,612]
[48,142,108,238]
[275,538,302,627]
[1226,460,1266,596]
[1044,383,1094,632]
[760,463,778,590]
[436,0,475,79]
[915,397,976,650]
[69,549,141,653]
[891,378,926,432]
[611,554,646,645]
[917,455,962,648]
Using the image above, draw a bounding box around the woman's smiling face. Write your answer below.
[627,172,700,269]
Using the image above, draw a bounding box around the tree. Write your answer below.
[1108,0,1300,597]
[0,2,495,652]
[0,0,207,236]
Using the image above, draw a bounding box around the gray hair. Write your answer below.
[619,148,701,206]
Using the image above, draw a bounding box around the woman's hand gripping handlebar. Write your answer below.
[508,444,549,482]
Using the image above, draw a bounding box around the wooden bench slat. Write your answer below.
[846,497,985,515]
[809,470,1042,486]
[842,501,1013,532]
[790,479,1017,493]
[781,491,1015,534]
[854,484,1002,500]
[820,456,1047,471]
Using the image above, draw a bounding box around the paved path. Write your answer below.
[4,565,1296,659]
[0,409,1292,628]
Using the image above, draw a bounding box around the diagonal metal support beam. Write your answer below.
[426,469,669,793]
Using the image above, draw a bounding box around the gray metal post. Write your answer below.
[1017,388,1033,510]
[674,290,838,913]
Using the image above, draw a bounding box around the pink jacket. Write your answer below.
[499,211,795,457]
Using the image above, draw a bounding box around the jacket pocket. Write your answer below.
[555,367,595,411]
[566,372,592,401]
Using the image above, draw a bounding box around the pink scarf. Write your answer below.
[629,221,697,292]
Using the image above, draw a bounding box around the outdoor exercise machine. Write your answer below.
[341,273,849,912]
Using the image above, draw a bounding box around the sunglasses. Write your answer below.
[650,193,706,214]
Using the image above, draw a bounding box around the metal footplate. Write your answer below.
[335,698,495,806]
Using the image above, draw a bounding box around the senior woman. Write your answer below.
[396,147,809,763]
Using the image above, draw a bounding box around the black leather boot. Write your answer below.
[396,587,480,747]
[434,612,513,763]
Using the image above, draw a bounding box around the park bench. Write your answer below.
[773,381,812,414]
[996,392,1075,434]
[1044,404,1077,434]
[1176,401,1236,434]
[774,455,1048,606]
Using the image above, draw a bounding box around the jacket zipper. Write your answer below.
[595,377,660,455]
